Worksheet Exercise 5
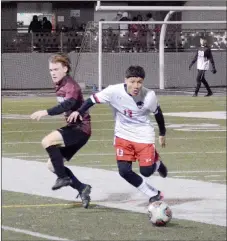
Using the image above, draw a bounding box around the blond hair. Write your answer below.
[48,53,71,73]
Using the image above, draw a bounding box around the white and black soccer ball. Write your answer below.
[148,201,172,226]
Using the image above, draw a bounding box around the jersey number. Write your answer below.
[124,109,133,118]
[198,50,204,57]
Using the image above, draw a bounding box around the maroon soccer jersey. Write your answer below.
[54,75,91,135]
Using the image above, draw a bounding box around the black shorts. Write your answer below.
[57,126,90,161]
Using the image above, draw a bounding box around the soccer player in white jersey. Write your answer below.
[67,66,168,203]
[189,37,217,97]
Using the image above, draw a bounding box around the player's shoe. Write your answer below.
[77,184,92,208]
[157,161,168,178]
[52,177,72,190]
[149,191,164,203]
[204,92,213,97]
[192,93,198,97]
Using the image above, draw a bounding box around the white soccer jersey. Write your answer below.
[197,49,210,70]
[90,83,159,143]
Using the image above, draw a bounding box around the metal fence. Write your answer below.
[1,27,226,53]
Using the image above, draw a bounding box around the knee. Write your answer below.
[118,162,132,178]
[140,164,156,177]
[41,136,51,149]
[47,158,55,172]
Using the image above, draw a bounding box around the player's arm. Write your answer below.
[207,48,217,73]
[147,91,166,147]
[154,106,166,148]
[67,85,113,122]
[154,106,166,136]
[30,82,79,120]
[189,50,198,70]
[47,83,79,116]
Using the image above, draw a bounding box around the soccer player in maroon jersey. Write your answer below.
[30,53,91,208]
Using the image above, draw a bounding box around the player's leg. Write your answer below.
[115,137,142,186]
[201,71,213,96]
[42,130,72,190]
[117,161,143,187]
[136,143,166,202]
[193,70,203,96]
[58,126,92,208]
[115,137,161,203]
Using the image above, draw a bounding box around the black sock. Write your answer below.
[64,166,84,191]
[46,146,67,178]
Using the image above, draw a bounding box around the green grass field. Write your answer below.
[2,95,226,240]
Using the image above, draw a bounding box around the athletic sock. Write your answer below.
[46,146,66,178]
[137,180,158,197]
[64,166,84,191]
[155,160,161,171]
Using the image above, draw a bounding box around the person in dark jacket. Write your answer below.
[42,17,52,32]
[189,37,217,97]
[28,15,42,33]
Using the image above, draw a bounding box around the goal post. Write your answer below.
[98,20,227,91]
[96,2,227,90]
[96,2,227,11]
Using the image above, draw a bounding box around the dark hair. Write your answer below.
[147,13,152,18]
[48,53,71,73]
[125,66,145,79]
[200,37,208,46]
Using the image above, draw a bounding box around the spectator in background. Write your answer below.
[113,11,123,21]
[146,13,155,31]
[28,15,42,33]
[42,17,52,33]
[146,13,156,52]
[78,23,86,32]
[119,12,130,37]
[112,11,122,33]
[137,14,143,21]
[189,37,216,97]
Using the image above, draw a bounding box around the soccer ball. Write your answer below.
[147,201,172,226]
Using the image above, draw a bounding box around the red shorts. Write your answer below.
[114,136,159,167]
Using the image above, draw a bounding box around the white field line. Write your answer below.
[2,136,226,144]
[176,129,226,132]
[2,152,27,155]
[2,226,70,241]
[209,180,226,182]
[204,175,222,177]
[3,120,114,124]
[2,129,115,133]
[2,157,226,226]
[172,176,199,178]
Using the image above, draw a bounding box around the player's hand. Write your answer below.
[189,66,192,71]
[159,136,166,148]
[212,69,217,74]
[30,110,48,121]
[67,111,82,123]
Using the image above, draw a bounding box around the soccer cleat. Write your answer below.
[52,177,72,190]
[192,93,198,97]
[77,184,92,208]
[157,161,168,178]
[149,191,164,203]
[204,92,213,97]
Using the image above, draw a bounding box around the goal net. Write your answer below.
[75,20,226,91]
